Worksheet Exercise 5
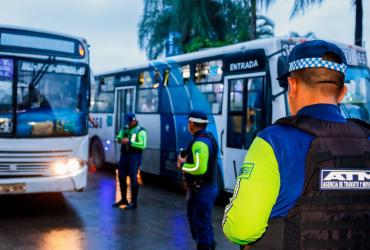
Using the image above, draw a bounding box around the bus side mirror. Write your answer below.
[277,55,289,89]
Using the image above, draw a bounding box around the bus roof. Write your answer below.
[0,24,88,44]
[97,36,367,76]
[0,25,89,60]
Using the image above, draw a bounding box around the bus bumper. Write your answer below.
[0,165,88,194]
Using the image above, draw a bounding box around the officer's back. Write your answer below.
[222,40,370,250]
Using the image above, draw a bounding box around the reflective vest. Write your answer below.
[120,125,146,154]
[255,116,370,249]
[184,131,218,187]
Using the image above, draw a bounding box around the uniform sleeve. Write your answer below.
[130,129,147,150]
[182,141,209,175]
[116,129,124,141]
[222,136,280,245]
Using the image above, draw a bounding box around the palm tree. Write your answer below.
[256,15,275,38]
[138,0,228,59]
[138,0,276,58]
[290,0,364,46]
[288,31,317,38]
[138,0,173,59]
[249,0,276,39]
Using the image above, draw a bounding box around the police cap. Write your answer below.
[124,112,136,123]
[277,40,348,81]
[188,110,208,124]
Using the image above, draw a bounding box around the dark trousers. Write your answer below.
[187,184,218,248]
[118,152,141,204]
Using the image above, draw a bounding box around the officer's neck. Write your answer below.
[191,127,205,136]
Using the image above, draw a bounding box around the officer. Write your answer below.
[177,110,219,250]
[222,40,370,249]
[113,112,147,210]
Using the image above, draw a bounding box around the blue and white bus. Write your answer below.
[89,37,369,192]
[0,26,92,194]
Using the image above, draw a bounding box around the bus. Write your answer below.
[89,37,369,192]
[0,26,92,194]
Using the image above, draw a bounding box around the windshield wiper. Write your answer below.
[27,57,55,107]
[29,56,56,89]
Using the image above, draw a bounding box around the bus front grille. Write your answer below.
[0,150,73,176]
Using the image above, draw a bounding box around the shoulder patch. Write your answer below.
[238,162,254,179]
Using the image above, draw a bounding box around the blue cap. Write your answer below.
[188,110,208,123]
[277,40,347,80]
[124,112,136,122]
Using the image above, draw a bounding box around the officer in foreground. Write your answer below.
[222,40,370,249]
[177,111,219,250]
[114,113,147,210]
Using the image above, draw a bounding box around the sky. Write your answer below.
[0,0,369,74]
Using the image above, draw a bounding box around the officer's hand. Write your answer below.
[122,138,129,145]
[177,155,186,169]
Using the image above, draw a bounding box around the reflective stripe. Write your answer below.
[130,133,137,142]
[182,152,200,172]
[189,117,208,123]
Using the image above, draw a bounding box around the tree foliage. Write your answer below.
[289,31,317,38]
[290,0,325,20]
[138,0,275,59]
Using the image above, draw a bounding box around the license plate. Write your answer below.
[0,183,26,193]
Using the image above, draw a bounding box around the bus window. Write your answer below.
[137,89,158,113]
[195,83,223,114]
[100,76,114,91]
[139,70,161,88]
[195,60,222,83]
[90,76,115,113]
[0,58,13,134]
[137,70,159,113]
[182,65,190,84]
[92,91,114,113]
[227,77,264,149]
[153,71,160,88]
[138,71,152,88]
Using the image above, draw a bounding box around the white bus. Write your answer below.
[89,37,369,192]
[0,26,92,194]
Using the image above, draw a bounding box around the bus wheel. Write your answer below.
[91,139,105,170]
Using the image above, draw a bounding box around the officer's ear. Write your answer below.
[287,76,297,98]
[337,84,348,104]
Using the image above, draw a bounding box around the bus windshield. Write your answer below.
[0,59,89,137]
[341,66,370,123]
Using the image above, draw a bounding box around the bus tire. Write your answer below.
[90,138,105,170]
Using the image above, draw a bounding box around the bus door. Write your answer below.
[114,86,136,162]
[222,72,266,190]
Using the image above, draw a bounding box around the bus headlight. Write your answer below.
[53,159,83,175]
[54,162,68,175]
[67,159,80,173]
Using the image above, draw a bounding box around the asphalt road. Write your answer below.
[0,169,239,250]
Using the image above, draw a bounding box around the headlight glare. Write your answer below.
[67,159,80,173]
[54,162,68,175]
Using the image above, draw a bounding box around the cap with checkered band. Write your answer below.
[277,40,347,81]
